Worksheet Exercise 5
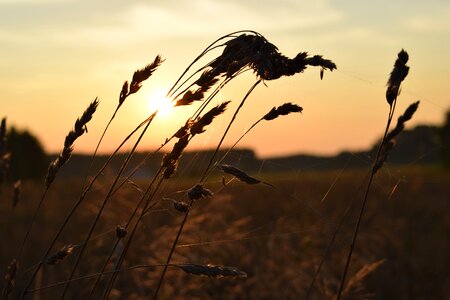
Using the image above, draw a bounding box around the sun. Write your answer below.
[147,88,175,117]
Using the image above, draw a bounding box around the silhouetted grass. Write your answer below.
[1,32,442,300]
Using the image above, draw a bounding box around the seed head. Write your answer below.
[217,164,261,185]
[263,103,303,121]
[46,244,76,265]
[187,184,213,200]
[191,101,230,136]
[177,264,247,278]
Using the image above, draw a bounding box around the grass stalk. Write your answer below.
[59,113,157,299]
[152,80,261,299]
[335,104,395,300]
[19,114,155,300]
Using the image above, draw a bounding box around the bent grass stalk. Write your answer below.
[20,57,162,298]
[19,113,156,300]
[336,50,413,300]
[151,31,336,298]
[101,177,165,300]
[205,102,302,179]
[87,171,164,299]
[152,80,261,299]
[107,74,237,197]
[18,99,98,258]
[102,102,231,299]
[102,35,282,297]
[59,112,157,299]
[30,263,246,294]
[17,31,337,299]
[304,172,372,300]
[166,30,261,97]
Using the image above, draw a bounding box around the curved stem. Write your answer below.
[152,80,261,300]
[304,171,370,300]
[80,105,120,191]
[167,30,261,97]
[18,188,49,259]
[28,264,177,293]
[59,113,157,299]
[18,106,123,261]
[203,117,262,181]
[88,171,163,299]
[102,177,165,300]
[200,80,261,183]
[19,113,155,300]
[336,100,396,300]
[152,198,194,300]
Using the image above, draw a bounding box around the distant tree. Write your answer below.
[439,110,450,168]
[7,127,48,180]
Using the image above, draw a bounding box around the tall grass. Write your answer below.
[0,31,428,300]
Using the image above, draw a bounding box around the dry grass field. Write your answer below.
[1,166,448,299]
[1,31,448,300]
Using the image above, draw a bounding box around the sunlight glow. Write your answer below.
[147,88,175,117]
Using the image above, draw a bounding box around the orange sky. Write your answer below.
[1,0,449,158]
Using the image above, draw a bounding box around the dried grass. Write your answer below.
[0,31,427,300]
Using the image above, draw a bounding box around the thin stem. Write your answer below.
[336,101,396,300]
[80,105,120,191]
[28,264,177,293]
[152,80,261,300]
[170,56,220,100]
[87,173,162,299]
[106,68,238,198]
[102,177,165,300]
[59,113,157,299]
[200,80,261,183]
[18,188,49,259]
[19,106,123,260]
[191,68,250,120]
[152,198,193,300]
[19,114,154,300]
[167,30,260,97]
[110,133,173,197]
[102,61,256,300]
[203,117,262,181]
[304,171,370,300]
[99,83,237,297]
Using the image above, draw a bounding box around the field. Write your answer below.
[1,29,449,300]
[1,166,449,299]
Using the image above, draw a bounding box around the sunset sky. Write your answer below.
[1,0,449,158]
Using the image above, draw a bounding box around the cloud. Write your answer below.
[39,0,343,46]
[402,10,450,33]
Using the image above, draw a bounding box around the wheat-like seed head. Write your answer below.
[177,264,247,278]
[129,55,163,95]
[217,164,261,185]
[45,99,99,188]
[46,244,76,265]
[386,49,410,106]
[263,103,303,121]
[187,184,213,200]
[190,101,231,136]
[373,101,419,173]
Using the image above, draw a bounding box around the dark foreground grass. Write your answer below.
[1,166,448,299]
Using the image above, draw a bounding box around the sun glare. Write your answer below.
[147,88,175,117]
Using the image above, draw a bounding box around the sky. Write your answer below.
[1,0,449,158]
